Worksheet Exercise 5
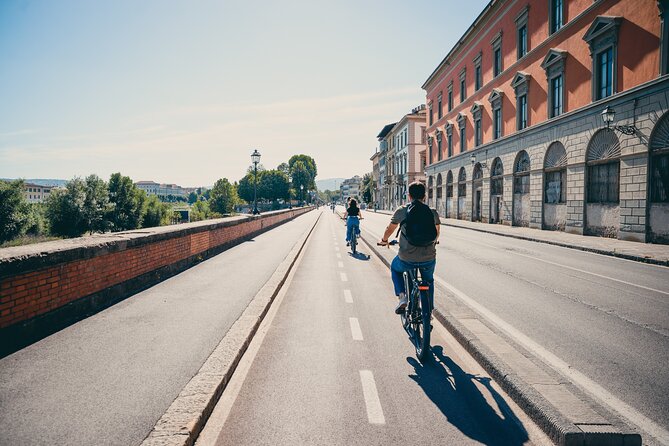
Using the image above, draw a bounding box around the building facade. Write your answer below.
[370,151,381,206]
[423,0,669,243]
[24,183,53,203]
[136,181,188,200]
[340,176,362,201]
[375,105,428,210]
[376,123,396,210]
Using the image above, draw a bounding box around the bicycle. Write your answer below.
[342,216,361,255]
[377,239,434,362]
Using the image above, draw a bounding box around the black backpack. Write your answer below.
[399,201,437,247]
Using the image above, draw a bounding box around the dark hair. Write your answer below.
[349,199,358,207]
[408,181,426,200]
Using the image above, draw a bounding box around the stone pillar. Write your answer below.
[566,164,585,235]
[482,177,490,223]
[530,170,543,229]
[502,174,513,225]
[618,155,648,242]
[465,181,473,221]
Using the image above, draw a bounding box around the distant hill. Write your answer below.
[316,178,346,191]
[1,178,67,187]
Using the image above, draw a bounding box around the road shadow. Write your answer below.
[407,345,529,446]
[348,251,371,261]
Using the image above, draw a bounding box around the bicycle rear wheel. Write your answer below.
[351,233,357,254]
[413,290,431,362]
[400,274,411,329]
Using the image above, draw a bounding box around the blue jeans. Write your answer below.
[391,256,436,308]
[346,217,360,242]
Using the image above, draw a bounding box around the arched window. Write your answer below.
[544,142,567,203]
[446,171,454,198]
[586,129,620,203]
[473,163,483,181]
[428,176,434,199]
[491,158,504,195]
[458,167,467,197]
[650,113,669,203]
[436,173,443,198]
[513,150,530,194]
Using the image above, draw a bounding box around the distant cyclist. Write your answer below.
[343,198,362,247]
[378,182,440,313]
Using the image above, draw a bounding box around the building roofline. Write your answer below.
[422,0,498,90]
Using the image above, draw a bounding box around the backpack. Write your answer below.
[399,201,437,247]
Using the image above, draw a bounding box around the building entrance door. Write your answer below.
[474,189,482,221]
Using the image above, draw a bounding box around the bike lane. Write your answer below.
[200,211,548,445]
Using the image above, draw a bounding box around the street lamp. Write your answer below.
[300,184,304,206]
[288,177,292,209]
[470,153,487,169]
[251,149,261,215]
[601,106,637,135]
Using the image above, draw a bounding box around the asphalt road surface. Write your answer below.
[0,211,319,446]
[358,207,669,440]
[199,211,549,446]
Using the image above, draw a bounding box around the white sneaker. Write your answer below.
[395,293,407,314]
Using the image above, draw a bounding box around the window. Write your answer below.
[438,93,443,120]
[429,104,433,126]
[513,151,530,194]
[491,158,504,195]
[446,123,453,158]
[447,82,453,111]
[492,32,503,77]
[459,69,467,102]
[493,109,502,139]
[517,95,527,130]
[446,172,454,198]
[516,5,529,60]
[541,49,566,118]
[458,168,467,197]
[511,72,530,130]
[458,114,467,152]
[587,163,619,203]
[586,129,620,204]
[649,112,669,202]
[583,17,621,102]
[428,137,433,164]
[518,25,527,59]
[475,118,482,146]
[550,0,563,35]
[473,52,482,91]
[545,170,567,203]
[660,0,669,74]
[597,48,613,100]
[437,132,443,161]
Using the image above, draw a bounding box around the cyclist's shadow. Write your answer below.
[348,251,371,261]
[406,345,529,446]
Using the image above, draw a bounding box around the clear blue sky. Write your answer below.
[0,0,488,186]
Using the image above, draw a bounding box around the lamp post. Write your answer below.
[288,177,292,209]
[300,184,304,206]
[601,106,637,135]
[251,149,261,215]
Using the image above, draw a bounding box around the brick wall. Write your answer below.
[0,207,312,354]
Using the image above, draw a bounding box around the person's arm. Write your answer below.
[379,222,398,245]
[435,224,441,243]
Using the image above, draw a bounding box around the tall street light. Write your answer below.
[251,149,261,215]
[300,184,304,206]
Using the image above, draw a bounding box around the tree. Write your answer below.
[83,174,111,233]
[46,178,87,237]
[107,172,146,231]
[277,162,290,176]
[210,178,238,215]
[143,195,171,227]
[237,174,255,203]
[288,155,317,190]
[0,179,30,243]
[290,160,311,203]
[187,191,198,204]
[190,200,211,222]
[259,170,290,202]
[361,173,375,205]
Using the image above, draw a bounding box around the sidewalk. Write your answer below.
[373,209,669,266]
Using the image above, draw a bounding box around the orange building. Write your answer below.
[423,0,669,243]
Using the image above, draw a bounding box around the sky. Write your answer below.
[0,0,488,187]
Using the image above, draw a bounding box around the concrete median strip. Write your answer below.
[140,212,321,446]
[359,228,643,446]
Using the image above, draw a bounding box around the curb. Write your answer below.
[370,209,667,267]
[359,230,642,446]
[140,212,321,446]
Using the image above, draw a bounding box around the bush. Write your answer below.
[0,179,30,243]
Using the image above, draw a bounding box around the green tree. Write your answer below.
[0,179,30,243]
[187,191,198,204]
[237,174,254,203]
[83,174,112,233]
[258,170,290,202]
[277,162,290,176]
[46,178,87,237]
[190,200,211,222]
[290,160,311,203]
[361,173,374,205]
[210,178,238,214]
[143,194,171,227]
[107,172,146,231]
[288,154,317,190]
[25,203,48,236]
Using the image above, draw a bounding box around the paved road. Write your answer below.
[0,211,319,446]
[358,208,669,438]
[199,211,548,446]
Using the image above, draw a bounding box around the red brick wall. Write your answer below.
[0,208,312,330]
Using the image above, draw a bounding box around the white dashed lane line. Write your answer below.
[337,261,344,268]
[340,272,348,282]
[349,317,363,340]
[359,370,385,425]
[343,289,353,303]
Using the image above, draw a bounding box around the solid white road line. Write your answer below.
[343,289,353,303]
[340,272,348,282]
[434,274,669,445]
[349,318,363,340]
[359,370,385,425]
[337,261,344,268]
